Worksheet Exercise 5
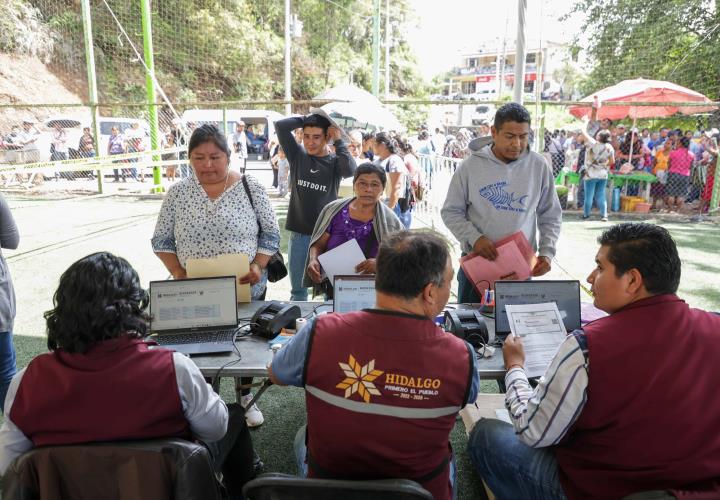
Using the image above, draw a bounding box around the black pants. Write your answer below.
[204,403,256,499]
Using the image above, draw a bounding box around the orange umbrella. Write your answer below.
[569,78,715,120]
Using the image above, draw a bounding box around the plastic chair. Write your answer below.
[1,438,223,500]
[242,472,434,500]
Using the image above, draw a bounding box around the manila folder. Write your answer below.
[186,253,251,302]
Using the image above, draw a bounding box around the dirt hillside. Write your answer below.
[0,53,86,132]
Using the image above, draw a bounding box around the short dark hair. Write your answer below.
[373,131,398,154]
[597,130,611,144]
[493,102,531,131]
[44,252,150,354]
[375,231,450,300]
[353,162,387,187]
[598,223,680,295]
[188,124,231,157]
[303,114,331,133]
[679,136,691,149]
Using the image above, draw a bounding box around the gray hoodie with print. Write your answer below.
[441,138,561,258]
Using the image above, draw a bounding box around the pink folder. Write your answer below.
[460,232,536,297]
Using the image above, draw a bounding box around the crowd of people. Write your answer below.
[546,119,718,217]
[0,103,719,500]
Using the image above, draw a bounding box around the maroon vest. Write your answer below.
[303,310,473,500]
[10,336,191,447]
[555,295,720,499]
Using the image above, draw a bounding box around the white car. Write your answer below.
[468,89,498,101]
[471,105,496,126]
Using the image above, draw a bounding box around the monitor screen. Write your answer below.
[150,276,237,332]
[333,275,376,313]
[494,280,581,334]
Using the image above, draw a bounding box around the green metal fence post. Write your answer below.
[222,106,228,137]
[140,0,163,193]
[710,159,720,214]
[81,0,102,194]
[371,0,380,97]
[538,102,546,154]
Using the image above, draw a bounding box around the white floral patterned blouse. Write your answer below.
[151,174,280,299]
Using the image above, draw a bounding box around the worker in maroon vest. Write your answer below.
[269,230,479,500]
[0,252,256,499]
[469,223,720,500]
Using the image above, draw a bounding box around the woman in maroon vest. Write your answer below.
[0,252,256,499]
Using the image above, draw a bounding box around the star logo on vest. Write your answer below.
[336,354,383,403]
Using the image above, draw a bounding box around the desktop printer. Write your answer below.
[250,301,302,339]
[444,309,489,347]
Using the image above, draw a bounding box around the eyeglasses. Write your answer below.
[355,180,383,190]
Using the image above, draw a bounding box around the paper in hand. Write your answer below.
[309,107,351,142]
[317,239,366,284]
[505,302,567,378]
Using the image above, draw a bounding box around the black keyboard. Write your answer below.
[156,329,236,345]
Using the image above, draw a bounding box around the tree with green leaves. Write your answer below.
[568,0,720,100]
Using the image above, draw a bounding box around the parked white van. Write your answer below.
[180,109,285,160]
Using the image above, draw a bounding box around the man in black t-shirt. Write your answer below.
[275,114,356,300]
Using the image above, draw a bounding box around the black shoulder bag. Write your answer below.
[241,175,288,283]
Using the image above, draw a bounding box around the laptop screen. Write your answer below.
[494,280,581,334]
[333,275,376,313]
[149,276,238,333]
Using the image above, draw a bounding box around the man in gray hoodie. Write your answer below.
[441,103,562,303]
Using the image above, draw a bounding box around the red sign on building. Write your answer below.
[476,72,537,83]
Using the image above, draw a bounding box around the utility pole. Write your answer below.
[80,0,102,193]
[513,0,528,104]
[140,0,162,193]
[284,0,292,115]
[498,13,509,100]
[372,0,380,97]
[384,0,390,100]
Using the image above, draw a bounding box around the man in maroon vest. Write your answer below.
[468,223,720,500]
[269,230,480,500]
[0,252,256,499]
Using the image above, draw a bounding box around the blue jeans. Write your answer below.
[468,419,566,500]
[0,331,17,413]
[294,425,457,499]
[288,231,311,301]
[394,204,412,229]
[583,178,608,218]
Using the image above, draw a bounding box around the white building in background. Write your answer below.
[448,40,578,100]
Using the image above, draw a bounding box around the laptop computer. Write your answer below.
[494,280,581,335]
[149,276,238,355]
[333,275,376,313]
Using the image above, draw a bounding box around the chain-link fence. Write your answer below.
[0,0,719,212]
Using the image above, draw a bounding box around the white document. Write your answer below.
[505,302,567,378]
[317,239,366,284]
[186,253,251,303]
[308,107,352,142]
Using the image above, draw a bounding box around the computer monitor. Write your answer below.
[333,275,376,313]
[494,280,581,335]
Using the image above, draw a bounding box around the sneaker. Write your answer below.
[601,216,608,222]
[582,215,590,220]
[240,394,264,427]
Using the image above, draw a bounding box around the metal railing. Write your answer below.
[414,154,461,240]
